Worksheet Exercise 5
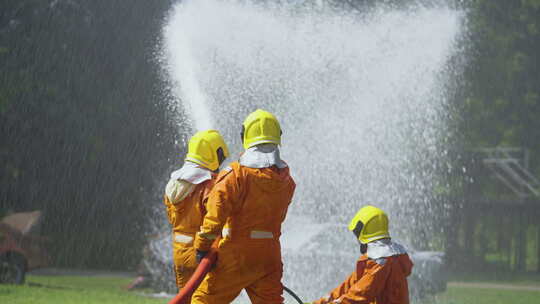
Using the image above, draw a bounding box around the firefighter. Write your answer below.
[192,109,296,304]
[163,130,229,296]
[312,205,413,304]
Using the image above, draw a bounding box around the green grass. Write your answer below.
[448,271,540,286]
[421,285,540,304]
[1,275,540,304]
[0,275,165,304]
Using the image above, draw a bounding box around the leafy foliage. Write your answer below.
[0,0,176,268]
[463,0,540,173]
[1,0,539,270]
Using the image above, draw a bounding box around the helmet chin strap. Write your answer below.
[240,126,245,145]
[360,242,368,254]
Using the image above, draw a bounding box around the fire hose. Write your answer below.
[283,285,304,304]
[167,248,218,304]
[167,248,304,304]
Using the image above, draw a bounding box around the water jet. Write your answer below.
[158,0,463,301]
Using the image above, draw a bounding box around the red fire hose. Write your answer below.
[167,248,218,304]
[166,243,305,304]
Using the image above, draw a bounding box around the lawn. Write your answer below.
[419,271,540,304]
[448,270,540,286]
[0,275,165,304]
[421,285,540,304]
[1,275,540,304]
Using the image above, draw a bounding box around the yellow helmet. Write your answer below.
[348,205,390,244]
[185,130,229,171]
[241,109,281,149]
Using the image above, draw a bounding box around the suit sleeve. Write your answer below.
[162,195,175,225]
[165,178,195,204]
[313,270,359,304]
[194,168,241,251]
[336,259,392,304]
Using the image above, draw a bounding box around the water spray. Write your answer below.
[160,0,463,299]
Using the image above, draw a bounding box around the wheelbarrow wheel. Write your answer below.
[0,255,26,285]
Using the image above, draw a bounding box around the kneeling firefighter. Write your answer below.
[192,109,296,304]
[163,130,229,297]
[311,206,413,304]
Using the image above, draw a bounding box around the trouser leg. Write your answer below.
[191,270,245,304]
[245,265,284,304]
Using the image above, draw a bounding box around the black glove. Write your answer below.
[196,250,209,264]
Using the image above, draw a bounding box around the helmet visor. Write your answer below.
[351,220,364,240]
[217,147,226,166]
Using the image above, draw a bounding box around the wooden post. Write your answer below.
[479,219,487,264]
[506,209,512,270]
[516,209,527,271]
[508,211,519,271]
[496,212,503,253]
[464,206,475,264]
[445,202,460,268]
[537,213,540,273]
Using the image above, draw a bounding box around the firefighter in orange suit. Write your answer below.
[163,130,229,293]
[312,206,413,304]
[191,109,296,304]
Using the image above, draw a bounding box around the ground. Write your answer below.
[421,282,540,304]
[419,272,540,304]
[0,275,164,304]
[0,272,539,304]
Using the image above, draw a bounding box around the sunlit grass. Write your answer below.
[421,285,540,304]
[0,275,165,304]
[1,275,540,304]
[449,271,540,285]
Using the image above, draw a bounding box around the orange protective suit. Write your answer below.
[163,178,214,291]
[314,253,413,304]
[192,161,296,304]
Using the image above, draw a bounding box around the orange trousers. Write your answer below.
[191,240,284,304]
[173,242,197,291]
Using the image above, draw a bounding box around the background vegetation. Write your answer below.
[462,0,540,167]
[0,0,177,268]
[1,0,539,273]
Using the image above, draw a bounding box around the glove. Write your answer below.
[196,250,209,264]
